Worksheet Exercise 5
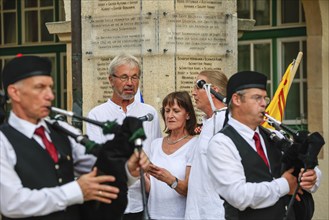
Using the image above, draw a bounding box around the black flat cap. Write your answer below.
[226,71,267,104]
[1,55,51,96]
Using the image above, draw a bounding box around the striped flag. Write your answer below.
[263,52,303,128]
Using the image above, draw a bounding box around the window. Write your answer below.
[238,0,307,128]
[237,0,271,27]
[22,0,55,43]
[0,0,17,45]
[238,40,273,96]
[278,38,307,125]
[279,0,305,25]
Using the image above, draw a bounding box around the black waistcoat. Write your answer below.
[0,122,81,220]
[220,125,294,220]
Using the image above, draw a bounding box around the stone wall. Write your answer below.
[71,0,237,122]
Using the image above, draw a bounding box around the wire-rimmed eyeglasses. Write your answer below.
[112,74,140,82]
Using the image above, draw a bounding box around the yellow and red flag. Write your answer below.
[263,52,303,128]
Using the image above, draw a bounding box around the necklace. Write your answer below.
[166,134,189,145]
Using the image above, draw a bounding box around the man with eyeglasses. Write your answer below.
[86,53,162,220]
[185,70,227,220]
[207,71,321,220]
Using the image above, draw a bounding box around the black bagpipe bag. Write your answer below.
[81,117,145,220]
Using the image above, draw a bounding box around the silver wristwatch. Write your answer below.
[169,177,178,189]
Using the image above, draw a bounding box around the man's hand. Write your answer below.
[127,149,150,177]
[299,168,317,190]
[77,167,119,204]
[282,168,302,201]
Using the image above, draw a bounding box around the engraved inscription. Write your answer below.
[93,0,140,16]
[86,15,154,56]
[160,12,234,55]
[176,0,227,12]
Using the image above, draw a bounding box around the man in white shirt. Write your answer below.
[185,70,227,220]
[0,55,149,220]
[86,53,162,220]
[207,71,321,220]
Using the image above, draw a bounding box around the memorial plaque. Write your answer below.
[79,0,237,120]
[175,0,235,13]
[88,0,140,16]
[83,14,155,57]
[160,12,236,56]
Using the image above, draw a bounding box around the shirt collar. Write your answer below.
[108,98,137,110]
[228,117,259,141]
[8,111,50,138]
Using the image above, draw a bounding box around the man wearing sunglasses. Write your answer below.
[185,69,228,220]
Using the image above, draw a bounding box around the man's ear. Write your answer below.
[231,93,241,106]
[109,76,114,87]
[7,85,20,102]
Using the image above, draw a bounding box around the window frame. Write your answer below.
[238,39,274,97]
[277,36,307,125]
[277,0,305,27]
[0,0,18,46]
[21,0,56,44]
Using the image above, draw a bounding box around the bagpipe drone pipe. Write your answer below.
[262,113,325,220]
[49,107,146,220]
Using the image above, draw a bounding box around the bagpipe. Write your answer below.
[49,107,149,220]
[262,113,325,220]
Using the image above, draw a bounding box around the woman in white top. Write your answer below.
[145,91,198,220]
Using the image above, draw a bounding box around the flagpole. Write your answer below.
[290,52,303,82]
[262,52,303,129]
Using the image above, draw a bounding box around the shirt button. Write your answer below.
[67,155,71,161]
[55,164,60,170]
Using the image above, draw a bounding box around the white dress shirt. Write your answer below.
[207,117,321,211]
[86,98,162,213]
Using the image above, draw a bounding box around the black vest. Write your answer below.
[0,123,81,220]
[220,125,294,220]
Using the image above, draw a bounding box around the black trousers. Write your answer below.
[122,211,144,220]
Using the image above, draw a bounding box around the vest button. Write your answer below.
[59,178,63,183]
[67,155,71,161]
[55,164,60,170]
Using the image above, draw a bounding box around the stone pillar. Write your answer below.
[302,0,328,219]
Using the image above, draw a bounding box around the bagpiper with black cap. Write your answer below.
[0,55,149,219]
[206,71,321,220]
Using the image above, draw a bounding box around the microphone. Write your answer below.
[196,79,226,103]
[138,113,154,122]
[49,107,120,135]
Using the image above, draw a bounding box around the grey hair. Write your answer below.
[228,89,247,111]
[108,53,141,76]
